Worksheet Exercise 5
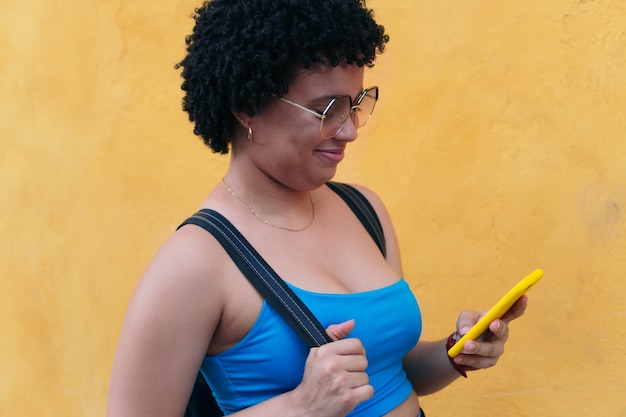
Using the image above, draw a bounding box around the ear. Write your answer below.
[230,110,249,128]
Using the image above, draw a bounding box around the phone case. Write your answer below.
[447,268,544,358]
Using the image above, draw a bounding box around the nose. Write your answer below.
[332,115,358,142]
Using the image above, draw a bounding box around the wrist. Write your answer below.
[445,331,470,378]
[283,387,309,417]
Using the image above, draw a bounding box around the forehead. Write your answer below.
[289,63,365,98]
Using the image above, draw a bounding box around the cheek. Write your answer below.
[261,135,322,178]
[270,135,318,164]
[260,103,322,140]
[258,121,322,154]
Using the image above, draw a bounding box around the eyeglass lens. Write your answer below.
[321,87,378,139]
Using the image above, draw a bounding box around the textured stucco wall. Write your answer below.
[1,1,624,416]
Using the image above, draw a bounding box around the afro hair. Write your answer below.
[176,0,389,153]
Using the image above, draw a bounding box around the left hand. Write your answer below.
[452,295,528,371]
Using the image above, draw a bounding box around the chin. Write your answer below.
[318,167,338,185]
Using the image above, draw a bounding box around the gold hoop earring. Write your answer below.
[240,119,253,143]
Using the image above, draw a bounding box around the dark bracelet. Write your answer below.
[445,331,469,378]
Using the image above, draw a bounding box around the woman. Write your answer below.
[106,1,527,416]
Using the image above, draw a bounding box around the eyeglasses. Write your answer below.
[275,86,379,139]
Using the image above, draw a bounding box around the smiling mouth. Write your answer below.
[319,148,343,154]
[316,148,345,163]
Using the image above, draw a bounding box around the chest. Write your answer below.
[209,191,400,351]
[212,232,397,353]
[204,280,422,413]
[236,211,398,294]
[294,280,422,367]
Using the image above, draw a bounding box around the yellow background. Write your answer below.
[1,0,624,416]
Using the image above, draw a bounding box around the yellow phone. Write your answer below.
[447,268,544,358]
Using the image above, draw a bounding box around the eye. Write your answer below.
[325,97,350,118]
[326,106,349,121]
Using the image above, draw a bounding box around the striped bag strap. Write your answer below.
[177,209,332,347]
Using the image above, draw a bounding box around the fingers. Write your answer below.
[458,293,530,331]
[488,317,508,342]
[454,318,509,370]
[320,337,367,358]
[457,294,529,342]
[452,296,530,373]
[456,310,480,335]
[453,302,519,370]
[500,295,528,323]
[325,319,356,342]
[298,338,372,416]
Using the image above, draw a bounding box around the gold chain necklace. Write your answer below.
[221,177,315,232]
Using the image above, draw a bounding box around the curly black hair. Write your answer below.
[176,0,389,154]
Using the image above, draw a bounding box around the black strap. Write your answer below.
[179,209,332,347]
[180,182,386,416]
[325,182,386,257]
[179,182,387,346]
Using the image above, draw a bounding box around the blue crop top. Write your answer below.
[201,278,422,416]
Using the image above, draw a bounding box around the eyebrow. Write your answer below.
[310,88,364,105]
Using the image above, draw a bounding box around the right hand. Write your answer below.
[292,320,373,417]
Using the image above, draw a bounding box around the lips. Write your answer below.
[315,148,345,163]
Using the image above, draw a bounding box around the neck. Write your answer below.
[222,178,315,232]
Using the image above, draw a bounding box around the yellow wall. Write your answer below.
[1,1,624,416]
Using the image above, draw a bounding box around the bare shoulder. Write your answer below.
[134,223,230,313]
[343,182,403,274]
[342,182,392,225]
[120,223,234,352]
[107,222,234,417]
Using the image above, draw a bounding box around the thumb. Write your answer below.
[456,310,481,336]
[325,319,355,341]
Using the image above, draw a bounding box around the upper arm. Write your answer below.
[107,227,225,417]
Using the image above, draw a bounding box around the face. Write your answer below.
[240,63,368,191]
